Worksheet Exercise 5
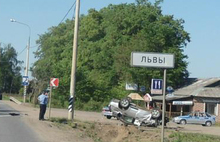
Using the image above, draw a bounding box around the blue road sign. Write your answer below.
[151,79,163,94]
[22,76,29,86]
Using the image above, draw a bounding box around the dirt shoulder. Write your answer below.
[4,100,95,142]
[4,100,220,142]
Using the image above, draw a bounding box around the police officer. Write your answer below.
[38,90,49,120]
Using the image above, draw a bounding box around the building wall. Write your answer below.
[192,102,204,112]
[192,98,204,112]
[193,99,220,122]
[217,104,220,122]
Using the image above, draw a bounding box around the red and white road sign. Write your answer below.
[50,78,59,87]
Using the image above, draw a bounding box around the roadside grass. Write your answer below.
[2,93,31,103]
[168,132,220,142]
[215,122,220,127]
[2,94,10,100]
[49,117,220,142]
[49,118,102,141]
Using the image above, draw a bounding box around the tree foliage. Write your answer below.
[0,43,22,93]
[33,1,190,108]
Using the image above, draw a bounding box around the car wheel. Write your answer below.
[106,116,112,119]
[180,119,186,125]
[153,119,159,127]
[151,108,160,118]
[119,98,130,109]
[126,97,132,103]
[205,121,212,127]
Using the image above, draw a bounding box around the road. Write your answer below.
[0,101,41,142]
[2,100,220,142]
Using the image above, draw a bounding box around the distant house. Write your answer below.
[151,78,220,122]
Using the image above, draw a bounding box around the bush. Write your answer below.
[74,99,109,112]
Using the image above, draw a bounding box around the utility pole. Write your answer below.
[10,19,31,103]
[23,36,30,103]
[68,0,80,121]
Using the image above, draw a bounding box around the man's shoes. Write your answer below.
[39,119,46,121]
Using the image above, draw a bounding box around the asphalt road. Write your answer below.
[0,101,41,142]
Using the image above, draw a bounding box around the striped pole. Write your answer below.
[68,96,73,112]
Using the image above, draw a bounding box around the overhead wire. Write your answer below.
[72,3,76,21]
[17,47,27,56]
[59,0,76,24]
[17,45,38,56]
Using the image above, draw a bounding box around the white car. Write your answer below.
[108,98,163,127]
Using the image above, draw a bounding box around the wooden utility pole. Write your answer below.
[68,0,80,121]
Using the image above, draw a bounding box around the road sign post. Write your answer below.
[48,78,59,119]
[131,52,174,142]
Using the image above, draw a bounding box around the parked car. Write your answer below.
[102,106,113,119]
[172,111,216,126]
[108,97,168,127]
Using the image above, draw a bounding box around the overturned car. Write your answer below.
[108,98,168,127]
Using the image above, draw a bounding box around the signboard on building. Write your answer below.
[151,79,163,94]
[131,52,174,68]
[173,101,193,105]
[125,83,138,91]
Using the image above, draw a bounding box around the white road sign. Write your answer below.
[131,52,174,68]
[22,76,29,86]
[151,79,163,94]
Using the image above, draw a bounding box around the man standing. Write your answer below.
[38,90,49,120]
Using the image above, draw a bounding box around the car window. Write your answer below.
[206,113,211,117]
[199,113,205,117]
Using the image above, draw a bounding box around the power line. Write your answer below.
[72,3,76,21]
[60,1,76,24]
[17,44,38,56]
[18,47,27,56]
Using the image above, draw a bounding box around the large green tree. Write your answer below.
[33,1,190,108]
[0,43,22,93]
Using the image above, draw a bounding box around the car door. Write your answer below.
[186,112,196,124]
[197,112,206,124]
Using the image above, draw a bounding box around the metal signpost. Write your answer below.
[48,78,59,119]
[131,52,174,142]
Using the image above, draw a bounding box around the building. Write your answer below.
[151,78,220,122]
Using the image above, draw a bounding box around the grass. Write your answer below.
[2,93,31,103]
[49,118,102,141]
[215,122,220,127]
[168,132,220,142]
[2,94,10,100]
[48,117,220,142]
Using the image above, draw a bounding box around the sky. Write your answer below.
[0,0,219,78]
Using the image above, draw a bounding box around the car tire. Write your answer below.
[126,97,132,103]
[119,98,130,109]
[180,119,186,125]
[106,116,112,119]
[151,108,160,118]
[205,121,212,127]
[153,119,159,127]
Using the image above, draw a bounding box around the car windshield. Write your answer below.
[206,113,212,117]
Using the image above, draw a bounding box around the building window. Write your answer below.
[205,103,218,116]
